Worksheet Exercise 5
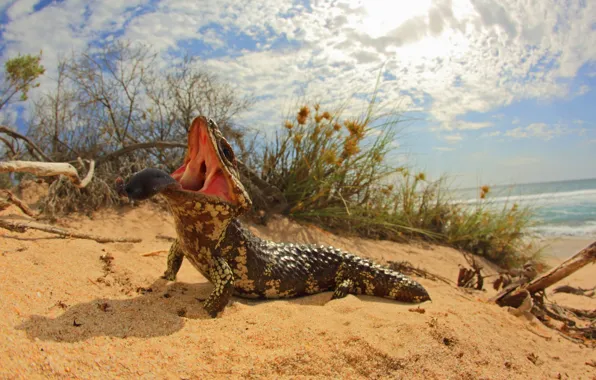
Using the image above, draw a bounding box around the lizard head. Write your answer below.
[122,116,252,215]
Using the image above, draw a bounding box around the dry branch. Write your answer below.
[457,251,485,290]
[0,159,95,188]
[386,260,453,285]
[0,126,53,162]
[0,218,141,243]
[552,285,595,298]
[96,141,186,163]
[0,199,9,212]
[1,190,37,217]
[140,250,167,257]
[491,241,596,307]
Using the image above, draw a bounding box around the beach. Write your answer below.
[541,236,595,259]
[1,202,594,379]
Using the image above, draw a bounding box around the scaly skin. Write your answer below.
[123,116,430,317]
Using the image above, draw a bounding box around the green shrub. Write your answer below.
[258,94,541,268]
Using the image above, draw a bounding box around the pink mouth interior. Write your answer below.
[170,123,233,203]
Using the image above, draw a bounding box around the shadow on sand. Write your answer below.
[16,275,421,344]
[15,279,216,343]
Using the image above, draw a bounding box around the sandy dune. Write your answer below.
[1,203,594,379]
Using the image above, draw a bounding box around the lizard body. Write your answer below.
[123,116,430,317]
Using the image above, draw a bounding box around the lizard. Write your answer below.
[120,116,431,317]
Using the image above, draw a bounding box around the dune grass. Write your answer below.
[257,97,542,268]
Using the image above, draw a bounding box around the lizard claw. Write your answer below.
[202,300,221,318]
[161,271,177,281]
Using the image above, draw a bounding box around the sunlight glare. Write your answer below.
[350,0,433,38]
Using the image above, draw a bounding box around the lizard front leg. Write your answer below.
[203,256,235,318]
[162,239,184,281]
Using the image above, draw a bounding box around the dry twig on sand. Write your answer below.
[457,251,485,290]
[386,260,453,285]
[0,218,141,243]
[140,250,167,257]
[552,285,595,298]
[1,190,37,217]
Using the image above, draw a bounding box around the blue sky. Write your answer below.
[0,0,595,188]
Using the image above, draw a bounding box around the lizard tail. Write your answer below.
[336,255,431,303]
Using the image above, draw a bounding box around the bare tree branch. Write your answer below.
[0,136,17,158]
[96,141,186,163]
[0,126,53,162]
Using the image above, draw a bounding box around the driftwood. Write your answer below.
[0,218,141,243]
[1,190,37,217]
[487,242,596,343]
[491,241,596,307]
[0,159,95,188]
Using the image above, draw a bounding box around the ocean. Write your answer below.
[452,178,596,238]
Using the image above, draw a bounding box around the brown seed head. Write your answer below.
[297,106,310,125]
[342,136,360,157]
[344,119,365,139]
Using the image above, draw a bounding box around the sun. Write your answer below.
[350,0,433,38]
[341,0,471,62]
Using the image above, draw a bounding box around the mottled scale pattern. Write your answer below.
[166,218,431,308]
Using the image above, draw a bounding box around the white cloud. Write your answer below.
[505,127,527,139]
[512,117,520,125]
[5,0,38,20]
[433,146,455,151]
[0,0,594,138]
[444,133,463,143]
[454,121,493,130]
[480,130,501,138]
[576,84,590,96]
[504,122,574,141]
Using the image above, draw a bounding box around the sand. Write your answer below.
[1,202,595,379]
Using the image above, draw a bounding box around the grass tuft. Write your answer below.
[257,93,542,268]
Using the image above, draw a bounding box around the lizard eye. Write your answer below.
[219,140,235,162]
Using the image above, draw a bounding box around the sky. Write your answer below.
[0,0,595,189]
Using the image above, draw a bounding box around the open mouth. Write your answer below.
[170,119,234,204]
